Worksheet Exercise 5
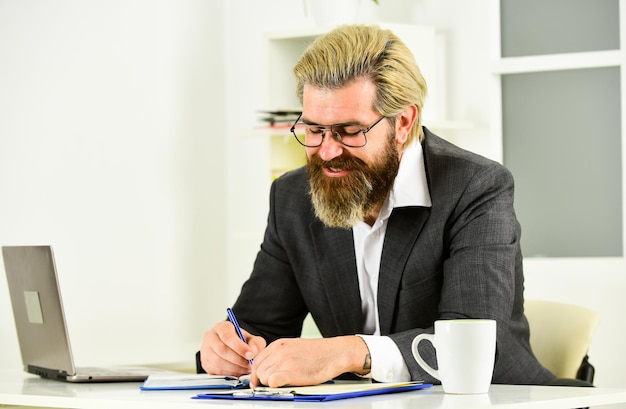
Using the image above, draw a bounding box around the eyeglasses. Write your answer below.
[290,113,387,148]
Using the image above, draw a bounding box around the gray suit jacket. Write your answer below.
[232,128,554,385]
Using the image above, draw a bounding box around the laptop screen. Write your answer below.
[3,246,77,377]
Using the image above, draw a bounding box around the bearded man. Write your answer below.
[200,24,555,388]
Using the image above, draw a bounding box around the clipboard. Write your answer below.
[192,381,432,402]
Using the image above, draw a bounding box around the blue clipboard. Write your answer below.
[193,382,432,402]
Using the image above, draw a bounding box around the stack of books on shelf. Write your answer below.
[258,109,301,128]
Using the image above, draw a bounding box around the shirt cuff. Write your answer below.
[356,334,411,382]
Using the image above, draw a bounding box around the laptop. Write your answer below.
[2,245,166,382]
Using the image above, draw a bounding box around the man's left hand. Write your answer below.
[249,335,370,388]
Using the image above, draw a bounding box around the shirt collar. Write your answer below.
[378,140,432,222]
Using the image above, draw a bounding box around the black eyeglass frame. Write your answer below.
[289,113,387,148]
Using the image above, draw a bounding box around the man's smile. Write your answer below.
[324,166,352,177]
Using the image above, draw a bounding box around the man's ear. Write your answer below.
[395,105,418,146]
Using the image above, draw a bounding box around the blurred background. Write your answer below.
[1,0,624,388]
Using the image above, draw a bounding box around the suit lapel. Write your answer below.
[377,206,430,334]
[309,221,364,335]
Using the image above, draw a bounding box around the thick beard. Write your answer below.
[306,134,400,229]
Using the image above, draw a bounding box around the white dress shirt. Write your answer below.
[353,140,432,382]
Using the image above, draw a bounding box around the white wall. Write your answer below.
[222,0,325,306]
[0,0,227,368]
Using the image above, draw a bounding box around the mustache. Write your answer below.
[307,153,369,172]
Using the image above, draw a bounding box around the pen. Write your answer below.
[227,308,253,365]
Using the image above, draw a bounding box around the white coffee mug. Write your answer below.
[411,319,496,394]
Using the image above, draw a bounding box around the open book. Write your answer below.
[140,373,250,390]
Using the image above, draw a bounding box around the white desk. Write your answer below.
[2,370,626,409]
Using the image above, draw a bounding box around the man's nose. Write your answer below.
[317,129,344,161]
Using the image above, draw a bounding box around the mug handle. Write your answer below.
[411,333,440,380]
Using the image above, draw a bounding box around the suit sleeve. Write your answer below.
[390,162,553,384]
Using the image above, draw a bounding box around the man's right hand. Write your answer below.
[200,320,266,376]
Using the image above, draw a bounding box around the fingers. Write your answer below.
[249,336,367,388]
[200,327,249,375]
[249,340,277,388]
[249,370,261,389]
[249,339,312,388]
[250,352,286,388]
[251,369,291,389]
[200,321,264,376]
[247,333,266,359]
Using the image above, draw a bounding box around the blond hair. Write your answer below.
[294,24,428,143]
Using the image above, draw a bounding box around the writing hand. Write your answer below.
[200,320,266,376]
[250,336,370,388]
